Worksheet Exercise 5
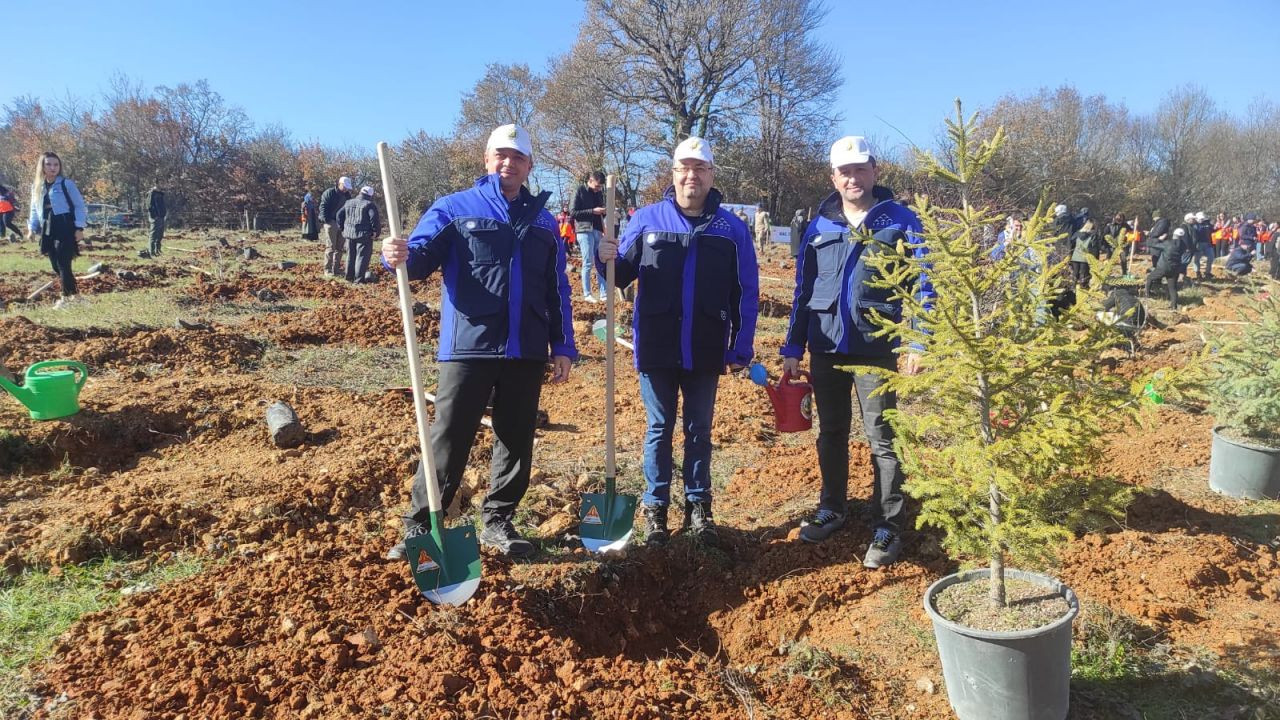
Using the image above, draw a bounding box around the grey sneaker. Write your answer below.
[478,518,536,559]
[386,521,429,561]
[863,526,902,569]
[798,508,846,543]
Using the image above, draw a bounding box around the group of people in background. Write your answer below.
[307,176,381,284]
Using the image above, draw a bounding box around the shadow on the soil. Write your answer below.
[0,404,193,478]
[520,519,951,664]
[1124,487,1280,545]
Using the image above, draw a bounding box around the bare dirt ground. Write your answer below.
[1,230,1277,719]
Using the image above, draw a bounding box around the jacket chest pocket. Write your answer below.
[460,219,513,265]
[639,231,687,299]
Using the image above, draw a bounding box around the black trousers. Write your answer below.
[1145,265,1180,309]
[405,358,545,529]
[42,223,78,297]
[345,236,372,282]
[1070,260,1090,289]
[0,212,20,238]
[150,217,165,254]
[810,352,905,531]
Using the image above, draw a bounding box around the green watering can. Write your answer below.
[0,360,89,420]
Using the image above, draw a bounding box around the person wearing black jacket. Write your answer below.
[147,185,166,256]
[337,185,381,283]
[318,176,352,277]
[1145,227,1186,310]
[1103,213,1129,276]
[571,171,607,301]
[1147,211,1170,268]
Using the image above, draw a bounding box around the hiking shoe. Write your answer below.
[583,295,598,304]
[478,518,536,559]
[386,521,429,561]
[863,526,903,569]
[798,508,846,543]
[642,504,669,546]
[683,501,716,542]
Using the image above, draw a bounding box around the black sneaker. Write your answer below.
[386,521,429,561]
[683,500,716,542]
[478,518,536,559]
[642,504,669,546]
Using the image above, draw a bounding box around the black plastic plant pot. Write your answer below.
[923,568,1079,720]
[1209,426,1280,500]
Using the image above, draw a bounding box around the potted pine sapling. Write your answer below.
[848,102,1179,720]
[1206,291,1280,499]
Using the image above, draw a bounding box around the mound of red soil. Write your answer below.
[255,304,439,348]
[187,276,366,303]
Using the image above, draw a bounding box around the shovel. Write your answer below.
[580,174,638,552]
[377,141,481,605]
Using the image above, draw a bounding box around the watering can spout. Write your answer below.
[0,374,33,408]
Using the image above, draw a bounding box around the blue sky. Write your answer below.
[8,0,1278,157]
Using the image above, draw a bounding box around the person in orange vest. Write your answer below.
[557,206,577,256]
[0,183,21,241]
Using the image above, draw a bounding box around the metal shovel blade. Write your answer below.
[404,525,482,606]
[579,488,638,553]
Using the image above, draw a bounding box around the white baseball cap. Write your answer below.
[1184,212,1195,223]
[360,185,374,197]
[486,124,532,158]
[829,136,874,168]
[1054,204,1068,215]
[1195,211,1206,222]
[673,137,713,165]
[338,176,353,191]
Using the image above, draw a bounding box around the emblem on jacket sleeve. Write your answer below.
[647,233,658,245]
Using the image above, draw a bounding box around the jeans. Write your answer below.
[345,236,372,282]
[323,223,343,275]
[405,359,545,529]
[811,352,905,530]
[637,368,721,507]
[149,216,165,255]
[578,230,605,298]
[1190,243,1215,278]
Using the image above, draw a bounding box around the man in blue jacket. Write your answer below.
[598,137,758,546]
[381,124,577,560]
[780,136,931,569]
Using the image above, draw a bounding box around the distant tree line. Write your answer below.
[2,4,1276,229]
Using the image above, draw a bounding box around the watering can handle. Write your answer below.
[27,360,89,390]
[780,369,812,386]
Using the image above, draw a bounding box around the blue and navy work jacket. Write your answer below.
[395,174,577,363]
[782,188,932,359]
[606,187,758,373]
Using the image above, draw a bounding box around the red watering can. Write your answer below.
[759,367,814,433]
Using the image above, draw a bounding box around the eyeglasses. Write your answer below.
[671,165,712,176]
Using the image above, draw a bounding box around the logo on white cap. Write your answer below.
[829,136,874,168]
[486,124,533,158]
[673,136,714,165]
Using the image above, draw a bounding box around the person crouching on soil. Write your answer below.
[381,124,577,561]
[780,136,932,569]
[337,185,381,284]
[1145,227,1186,310]
[596,137,759,546]
[26,151,87,309]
